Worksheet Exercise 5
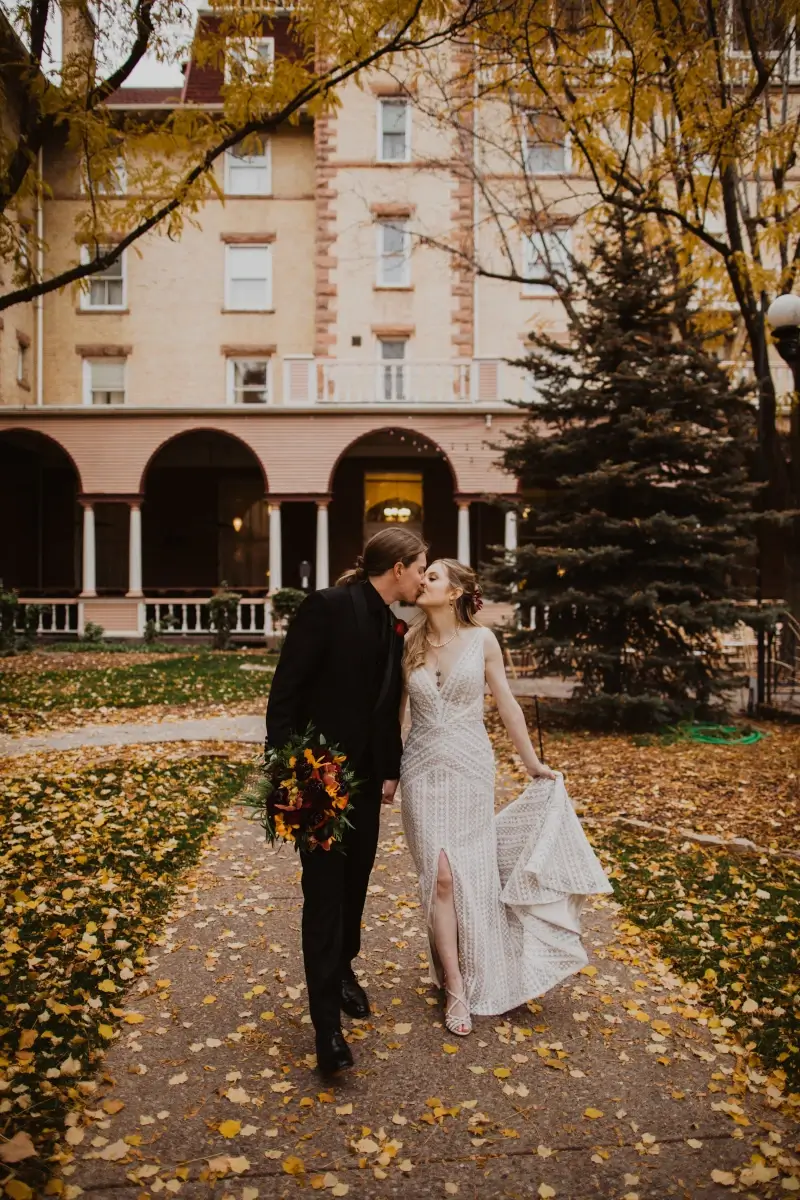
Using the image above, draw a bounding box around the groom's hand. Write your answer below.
[381,779,398,806]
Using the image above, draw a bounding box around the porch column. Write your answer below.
[127,501,143,597]
[504,509,518,552]
[457,502,471,565]
[80,501,96,597]
[315,500,330,590]
[268,502,282,592]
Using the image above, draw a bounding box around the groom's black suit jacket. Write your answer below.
[266,581,404,781]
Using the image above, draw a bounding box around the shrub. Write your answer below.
[81,621,105,644]
[207,582,242,651]
[270,587,307,630]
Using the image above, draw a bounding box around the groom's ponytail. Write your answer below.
[336,528,428,586]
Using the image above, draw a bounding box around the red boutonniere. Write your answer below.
[394,618,408,637]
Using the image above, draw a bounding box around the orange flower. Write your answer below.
[304,748,326,770]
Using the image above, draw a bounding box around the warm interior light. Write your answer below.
[232,516,243,532]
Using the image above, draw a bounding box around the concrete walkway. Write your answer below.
[0,714,265,757]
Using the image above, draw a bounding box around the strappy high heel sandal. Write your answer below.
[444,986,472,1036]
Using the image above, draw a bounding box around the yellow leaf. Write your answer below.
[493,1067,511,1078]
[538,1186,556,1198]
[282,1156,305,1176]
[579,965,597,977]
[219,1120,241,1139]
[583,1108,604,1119]
[102,1099,125,1115]
[98,980,117,993]
[228,1157,250,1174]
[710,1170,736,1186]
[203,995,217,1005]
[98,1024,115,1040]
[5,1181,33,1200]
[335,1103,353,1115]
[122,1013,144,1024]
[442,1043,459,1054]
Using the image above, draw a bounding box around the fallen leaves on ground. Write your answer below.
[0,651,275,735]
[0,748,249,1187]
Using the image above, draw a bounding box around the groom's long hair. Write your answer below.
[336,528,428,586]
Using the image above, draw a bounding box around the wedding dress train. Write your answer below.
[400,629,612,1016]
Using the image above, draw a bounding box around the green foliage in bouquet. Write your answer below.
[240,724,357,854]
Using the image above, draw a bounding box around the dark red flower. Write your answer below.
[303,778,329,812]
[394,618,408,637]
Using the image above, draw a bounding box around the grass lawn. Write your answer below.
[0,748,250,1190]
[593,827,799,1092]
[0,651,275,735]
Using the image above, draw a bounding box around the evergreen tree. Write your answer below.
[492,208,764,730]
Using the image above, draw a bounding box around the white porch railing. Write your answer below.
[15,600,80,635]
[145,598,272,636]
[282,357,533,406]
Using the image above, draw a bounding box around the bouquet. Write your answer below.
[241,724,357,853]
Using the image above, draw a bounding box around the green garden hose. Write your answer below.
[670,721,764,745]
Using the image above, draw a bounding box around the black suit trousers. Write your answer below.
[300,771,382,1033]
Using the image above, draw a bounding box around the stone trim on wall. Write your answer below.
[369,80,418,96]
[369,201,417,217]
[220,344,276,356]
[75,344,132,357]
[314,109,338,357]
[371,324,415,337]
[450,50,475,360]
[219,232,277,244]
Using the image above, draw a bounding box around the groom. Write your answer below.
[266,527,427,1073]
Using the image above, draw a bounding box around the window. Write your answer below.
[80,244,126,309]
[225,37,275,83]
[522,112,570,175]
[225,137,271,195]
[378,100,410,162]
[379,339,406,401]
[16,339,29,386]
[522,228,573,295]
[228,358,270,404]
[377,221,411,287]
[82,155,127,196]
[225,244,272,310]
[83,358,125,405]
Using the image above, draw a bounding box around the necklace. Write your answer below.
[425,626,459,689]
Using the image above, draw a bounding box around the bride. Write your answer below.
[399,559,612,1037]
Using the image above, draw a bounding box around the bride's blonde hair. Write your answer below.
[403,558,482,676]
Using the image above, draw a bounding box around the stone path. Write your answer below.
[0,714,264,758]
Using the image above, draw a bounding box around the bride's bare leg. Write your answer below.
[434,851,469,1034]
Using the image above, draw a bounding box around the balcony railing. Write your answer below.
[283,357,532,406]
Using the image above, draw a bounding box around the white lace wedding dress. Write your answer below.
[400,629,612,1015]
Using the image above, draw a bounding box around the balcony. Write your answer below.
[282,357,532,406]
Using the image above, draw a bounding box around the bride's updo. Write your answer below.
[403,558,483,676]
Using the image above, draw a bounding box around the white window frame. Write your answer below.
[82,357,126,406]
[224,243,273,311]
[522,113,571,176]
[79,244,127,310]
[224,136,272,196]
[377,337,408,402]
[522,227,573,297]
[376,99,412,163]
[376,220,411,288]
[224,36,275,84]
[226,356,272,405]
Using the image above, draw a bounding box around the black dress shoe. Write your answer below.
[315,1029,354,1074]
[340,976,370,1019]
